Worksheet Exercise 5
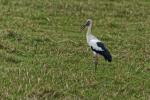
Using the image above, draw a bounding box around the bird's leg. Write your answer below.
[93,53,98,71]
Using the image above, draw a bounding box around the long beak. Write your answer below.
[80,25,86,31]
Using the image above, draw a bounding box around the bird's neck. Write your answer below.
[87,25,92,35]
[86,25,93,43]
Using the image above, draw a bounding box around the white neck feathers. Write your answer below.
[87,24,92,35]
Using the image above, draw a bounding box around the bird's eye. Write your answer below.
[86,21,90,26]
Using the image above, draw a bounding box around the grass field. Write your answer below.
[0,0,150,99]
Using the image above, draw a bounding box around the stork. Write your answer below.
[81,19,112,71]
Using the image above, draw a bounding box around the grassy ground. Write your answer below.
[0,0,150,99]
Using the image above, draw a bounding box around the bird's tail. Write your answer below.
[102,49,112,62]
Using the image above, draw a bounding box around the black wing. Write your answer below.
[91,42,112,62]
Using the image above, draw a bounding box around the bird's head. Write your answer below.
[81,19,93,31]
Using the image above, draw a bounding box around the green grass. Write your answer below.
[0,0,150,99]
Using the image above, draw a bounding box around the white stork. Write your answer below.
[81,19,112,70]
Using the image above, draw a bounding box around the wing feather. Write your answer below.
[89,39,103,51]
[89,39,112,62]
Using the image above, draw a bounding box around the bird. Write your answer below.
[81,19,112,71]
